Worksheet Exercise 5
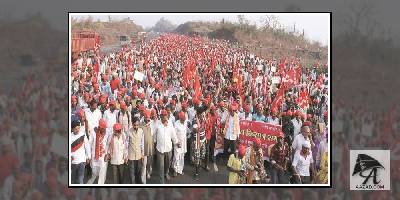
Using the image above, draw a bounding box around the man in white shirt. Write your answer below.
[70,120,91,184]
[292,142,315,184]
[223,103,241,159]
[106,123,127,184]
[292,125,314,156]
[154,110,179,183]
[117,101,131,137]
[87,119,109,184]
[85,100,102,135]
[172,112,188,176]
[239,104,252,121]
[266,109,280,125]
[291,111,303,138]
[104,100,119,136]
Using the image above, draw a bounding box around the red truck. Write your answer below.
[71,31,100,60]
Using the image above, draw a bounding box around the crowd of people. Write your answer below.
[70,33,329,185]
[0,30,397,197]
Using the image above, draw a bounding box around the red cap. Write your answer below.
[243,104,250,113]
[307,114,313,119]
[238,145,246,157]
[287,110,293,116]
[113,123,122,131]
[231,103,238,111]
[254,138,262,147]
[155,83,161,90]
[79,109,85,118]
[138,93,145,100]
[132,90,138,97]
[160,110,168,116]
[210,105,216,110]
[151,109,156,116]
[193,98,200,105]
[144,109,151,119]
[99,119,107,129]
[100,94,108,104]
[181,101,188,109]
[71,95,77,101]
[139,105,145,111]
[324,111,328,117]
[219,101,225,108]
[278,131,285,138]
[93,83,99,89]
[303,121,312,127]
[271,108,278,114]
[120,101,127,110]
[119,87,125,94]
[178,112,185,120]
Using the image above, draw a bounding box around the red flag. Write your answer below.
[162,63,167,80]
[297,88,310,109]
[194,72,202,99]
[271,84,285,111]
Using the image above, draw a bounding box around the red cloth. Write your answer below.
[194,73,202,100]
[271,84,286,111]
[205,113,219,140]
[94,131,105,160]
[110,78,120,92]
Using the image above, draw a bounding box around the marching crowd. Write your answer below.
[0,32,397,199]
[70,33,329,185]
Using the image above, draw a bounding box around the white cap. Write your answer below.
[302,141,311,148]
[193,124,198,129]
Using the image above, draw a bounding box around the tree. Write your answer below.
[260,15,280,30]
[151,17,176,33]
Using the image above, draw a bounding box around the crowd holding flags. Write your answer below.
[70,33,329,184]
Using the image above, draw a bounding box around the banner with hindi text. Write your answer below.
[214,120,282,159]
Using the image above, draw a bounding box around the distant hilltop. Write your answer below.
[71,17,144,46]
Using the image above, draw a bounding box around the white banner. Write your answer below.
[271,76,281,84]
[134,70,145,82]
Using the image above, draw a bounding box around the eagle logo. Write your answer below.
[352,154,385,185]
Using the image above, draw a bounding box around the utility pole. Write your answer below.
[293,23,296,33]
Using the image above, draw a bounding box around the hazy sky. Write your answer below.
[71,13,330,46]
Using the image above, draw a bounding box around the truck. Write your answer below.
[71,31,100,61]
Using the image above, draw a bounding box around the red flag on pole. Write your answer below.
[162,63,167,80]
[271,84,286,111]
[194,72,202,100]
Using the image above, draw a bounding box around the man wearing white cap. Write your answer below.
[291,141,315,184]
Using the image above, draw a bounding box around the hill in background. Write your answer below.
[174,16,328,68]
[71,16,144,45]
